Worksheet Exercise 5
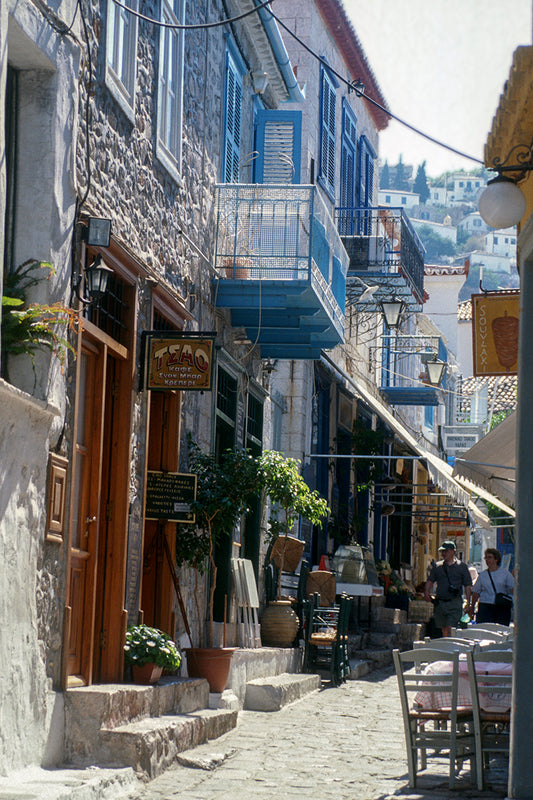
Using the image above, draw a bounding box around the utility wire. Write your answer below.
[267,8,485,167]
[107,0,276,30]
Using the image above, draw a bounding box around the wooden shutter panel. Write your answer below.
[254,110,302,183]
[224,51,242,183]
[320,69,336,196]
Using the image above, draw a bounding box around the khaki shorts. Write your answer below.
[433,597,463,629]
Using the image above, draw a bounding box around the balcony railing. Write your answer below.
[335,206,425,311]
[377,334,446,406]
[214,185,348,358]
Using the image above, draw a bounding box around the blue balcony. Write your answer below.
[336,206,425,312]
[214,185,348,359]
[378,335,446,406]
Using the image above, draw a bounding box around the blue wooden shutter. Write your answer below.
[224,50,242,183]
[340,101,357,234]
[319,67,336,197]
[253,110,302,183]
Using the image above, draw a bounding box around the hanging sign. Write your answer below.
[472,292,520,376]
[144,331,216,391]
[145,471,197,522]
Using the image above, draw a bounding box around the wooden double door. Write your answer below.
[66,327,132,685]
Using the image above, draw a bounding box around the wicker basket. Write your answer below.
[408,600,434,623]
[270,536,305,573]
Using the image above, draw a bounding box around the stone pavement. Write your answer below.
[129,665,509,800]
[0,666,509,800]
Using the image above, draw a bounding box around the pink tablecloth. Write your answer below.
[414,658,512,712]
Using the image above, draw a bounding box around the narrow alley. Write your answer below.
[129,667,508,800]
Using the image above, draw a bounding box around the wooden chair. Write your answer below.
[469,622,512,635]
[303,594,350,685]
[466,649,512,790]
[454,628,507,643]
[393,647,477,789]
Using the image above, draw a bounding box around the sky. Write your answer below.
[344,0,532,180]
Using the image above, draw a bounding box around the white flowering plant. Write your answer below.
[124,624,182,671]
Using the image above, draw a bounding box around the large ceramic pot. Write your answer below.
[185,647,236,693]
[260,600,299,647]
[132,663,163,685]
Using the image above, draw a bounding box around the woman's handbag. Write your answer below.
[488,570,513,609]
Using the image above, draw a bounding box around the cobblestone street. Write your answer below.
[128,666,509,800]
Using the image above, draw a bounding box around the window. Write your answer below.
[385,195,391,203]
[319,66,336,198]
[494,236,499,244]
[106,0,139,116]
[340,100,357,209]
[424,405,434,429]
[223,49,243,183]
[253,109,302,183]
[401,196,407,204]
[474,218,481,227]
[157,0,185,173]
[357,135,376,210]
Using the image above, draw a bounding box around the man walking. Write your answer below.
[424,541,472,636]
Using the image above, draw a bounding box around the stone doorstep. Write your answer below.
[64,677,209,765]
[98,707,238,779]
[244,672,321,711]
[347,658,372,679]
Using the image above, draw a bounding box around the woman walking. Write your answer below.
[468,548,514,625]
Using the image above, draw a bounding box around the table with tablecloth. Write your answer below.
[414,657,512,712]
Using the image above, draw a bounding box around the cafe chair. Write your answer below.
[477,640,513,652]
[470,622,512,635]
[454,628,507,643]
[303,594,350,685]
[413,638,476,673]
[466,649,512,790]
[393,647,477,789]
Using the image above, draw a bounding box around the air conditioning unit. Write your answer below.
[341,235,387,272]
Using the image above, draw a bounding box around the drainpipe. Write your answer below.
[254,2,306,103]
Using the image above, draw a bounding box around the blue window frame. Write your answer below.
[357,135,376,209]
[319,67,336,198]
[223,49,243,183]
[340,100,357,209]
[253,109,302,183]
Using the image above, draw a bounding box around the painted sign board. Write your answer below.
[145,471,197,522]
[472,292,519,376]
[144,332,216,391]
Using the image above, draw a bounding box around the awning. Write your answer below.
[319,354,491,525]
[453,412,516,509]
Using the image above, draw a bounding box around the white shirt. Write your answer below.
[473,566,514,604]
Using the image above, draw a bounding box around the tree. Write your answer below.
[413,161,430,204]
[416,225,456,260]
[394,156,410,191]
[380,160,390,189]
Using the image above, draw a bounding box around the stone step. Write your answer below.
[244,672,321,711]
[347,658,373,679]
[99,707,238,779]
[353,648,394,667]
[65,677,209,765]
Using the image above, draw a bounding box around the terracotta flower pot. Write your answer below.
[132,663,163,685]
[185,647,236,693]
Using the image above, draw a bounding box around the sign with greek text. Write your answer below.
[472,293,520,376]
[145,471,197,522]
[144,332,216,391]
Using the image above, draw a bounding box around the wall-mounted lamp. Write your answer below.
[74,254,113,305]
[348,78,365,96]
[381,299,404,328]
[250,70,269,95]
[84,216,112,247]
[478,144,533,228]
[425,356,446,386]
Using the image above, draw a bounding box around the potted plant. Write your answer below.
[1,259,77,382]
[258,451,329,646]
[177,436,263,691]
[124,624,182,685]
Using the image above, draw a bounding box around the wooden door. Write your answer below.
[67,341,106,683]
[141,391,180,634]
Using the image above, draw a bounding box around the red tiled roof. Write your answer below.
[460,375,518,416]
